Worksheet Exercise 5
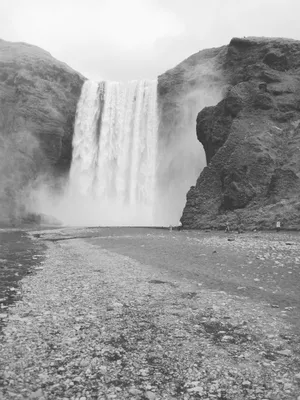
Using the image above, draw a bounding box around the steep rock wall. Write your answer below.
[181,37,300,230]
[0,39,85,224]
[0,39,85,171]
[156,46,227,223]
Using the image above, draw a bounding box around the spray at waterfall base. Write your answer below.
[34,76,221,227]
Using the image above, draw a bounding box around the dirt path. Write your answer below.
[0,228,299,399]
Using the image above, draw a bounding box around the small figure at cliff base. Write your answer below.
[276,220,281,232]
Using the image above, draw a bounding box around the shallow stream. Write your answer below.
[0,230,46,331]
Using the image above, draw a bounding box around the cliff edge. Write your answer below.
[156,45,227,224]
[181,37,300,230]
[0,39,85,171]
[0,39,84,224]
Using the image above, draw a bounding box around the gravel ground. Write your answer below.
[0,229,300,399]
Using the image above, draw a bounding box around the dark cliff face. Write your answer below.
[0,39,85,225]
[181,37,300,230]
[0,39,85,171]
[156,46,227,223]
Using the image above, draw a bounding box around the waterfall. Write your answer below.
[68,79,158,226]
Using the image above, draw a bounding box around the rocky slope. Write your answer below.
[0,39,84,171]
[181,37,300,231]
[156,46,227,223]
[0,39,84,224]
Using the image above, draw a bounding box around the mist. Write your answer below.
[155,86,224,226]
[33,186,157,227]
[32,62,225,227]
[155,57,226,226]
[0,130,47,226]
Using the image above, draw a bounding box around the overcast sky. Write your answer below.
[1,0,299,81]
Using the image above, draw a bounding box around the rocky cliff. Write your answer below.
[0,39,84,224]
[156,46,227,223]
[181,37,300,230]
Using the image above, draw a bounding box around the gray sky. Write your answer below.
[1,0,299,81]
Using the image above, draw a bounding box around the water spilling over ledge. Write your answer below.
[68,80,158,226]
[26,50,224,228]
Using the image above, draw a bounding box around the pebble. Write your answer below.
[276,349,292,357]
[262,362,270,367]
[29,389,43,399]
[241,381,251,388]
[113,302,123,308]
[221,335,234,342]
[283,382,293,391]
[128,388,142,395]
[99,366,107,374]
[145,391,156,400]
[139,368,149,376]
[80,359,90,367]
[187,386,204,394]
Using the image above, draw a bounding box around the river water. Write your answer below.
[0,230,46,332]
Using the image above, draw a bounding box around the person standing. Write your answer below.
[225,221,230,233]
[276,220,281,232]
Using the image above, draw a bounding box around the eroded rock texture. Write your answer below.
[181,37,300,230]
[0,39,84,170]
[156,47,227,223]
[0,39,84,224]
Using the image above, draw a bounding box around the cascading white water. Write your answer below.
[32,72,223,227]
[69,80,103,195]
[68,79,158,226]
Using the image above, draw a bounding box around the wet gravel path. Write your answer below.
[0,227,299,399]
[88,228,300,334]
